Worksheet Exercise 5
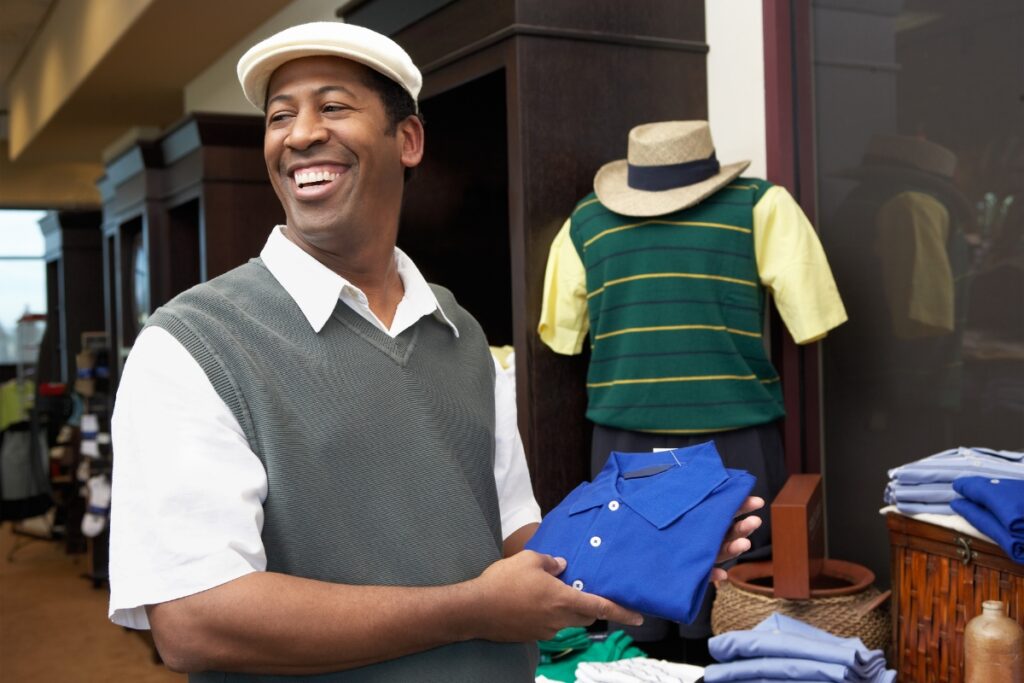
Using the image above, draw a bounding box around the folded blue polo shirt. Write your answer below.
[950,477,1024,562]
[525,441,755,624]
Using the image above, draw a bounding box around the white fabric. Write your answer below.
[879,506,996,546]
[575,658,705,683]
[109,227,540,629]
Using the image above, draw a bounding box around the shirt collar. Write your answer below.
[569,441,729,529]
[259,226,459,336]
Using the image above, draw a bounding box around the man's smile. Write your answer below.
[287,163,351,199]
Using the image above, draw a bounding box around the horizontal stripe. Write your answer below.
[587,348,769,365]
[726,183,758,190]
[761,377,780,385]
[587,373,758,388]
[599,297,759,315]
[643,425,754,434]
[573,197,602,214]
[586,244,753,271]
[590,398,779,410]
[594,324,761,341]
[583,219,752,249]
[587,272,759,299]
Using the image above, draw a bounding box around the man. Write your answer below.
[108,22,762,681]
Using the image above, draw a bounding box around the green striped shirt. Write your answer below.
[569,180,785,433]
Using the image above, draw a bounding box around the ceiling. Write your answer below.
[0,0,55,117]
[0,0,296,209]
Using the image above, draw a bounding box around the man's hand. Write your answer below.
[710,495,765,582]
[464,550,643,642]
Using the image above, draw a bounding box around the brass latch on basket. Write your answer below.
[955,535,976,566]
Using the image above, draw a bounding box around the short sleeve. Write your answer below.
[108,326,268,629]
[753,186,848,344]
[492,356,541,539]
[537,219,590,355]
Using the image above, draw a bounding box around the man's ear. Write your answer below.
[398,115,425,169]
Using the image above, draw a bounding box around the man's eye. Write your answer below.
[323,104,348,113]
[268,111,293,123]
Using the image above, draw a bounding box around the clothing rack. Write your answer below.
[2,313,56,561]
[75,338,113,588]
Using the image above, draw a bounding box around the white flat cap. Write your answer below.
[236,21,422,111]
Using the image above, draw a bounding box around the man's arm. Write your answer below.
[148,550,640,674]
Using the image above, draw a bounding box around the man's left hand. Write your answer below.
[711,495,765,582]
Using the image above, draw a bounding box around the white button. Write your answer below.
[572,579,584,590]
[608,500,620,511]
[590,536,602,548]
[991,479,1000,484]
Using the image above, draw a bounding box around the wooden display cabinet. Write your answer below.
[388,0,710,510]
[39,211,104,385]
[97,114,283,390]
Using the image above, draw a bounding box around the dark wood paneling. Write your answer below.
[394,0,516,67]
[99,113,280,390]
[201,182,284,280]
[515,0,704,42]
[398,0,708,511]
[763,0,822,476]
[513,35,707,509]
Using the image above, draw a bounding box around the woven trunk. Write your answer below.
[887,513,1024,682]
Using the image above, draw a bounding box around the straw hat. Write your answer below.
[594,121,750,217]
[237,22,422,111]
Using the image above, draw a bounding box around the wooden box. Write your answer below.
[771,474,825,598]
[887,513,1024,682]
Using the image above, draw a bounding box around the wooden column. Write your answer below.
[393,0,709,510]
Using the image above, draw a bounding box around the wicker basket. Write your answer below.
[711,563,891,651]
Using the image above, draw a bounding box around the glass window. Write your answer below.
[0,210,48,364]
[813,1,1024,584]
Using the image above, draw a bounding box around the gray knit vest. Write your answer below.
[146,258,536,682]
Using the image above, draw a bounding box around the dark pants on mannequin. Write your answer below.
[590,420,787,662]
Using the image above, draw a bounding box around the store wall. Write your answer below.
[183,0,344,114]
[706,0,767,179]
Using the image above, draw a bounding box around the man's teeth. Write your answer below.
[295,170,340,188]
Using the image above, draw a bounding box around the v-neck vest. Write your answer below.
[146,259,536,682]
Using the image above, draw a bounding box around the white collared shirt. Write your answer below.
[108,227,541,629]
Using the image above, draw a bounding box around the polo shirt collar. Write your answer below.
[259,226,459,336]
[569,441,729,530]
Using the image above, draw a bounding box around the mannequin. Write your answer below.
[538,121,847,655]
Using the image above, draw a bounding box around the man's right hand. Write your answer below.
[462,550,643,642]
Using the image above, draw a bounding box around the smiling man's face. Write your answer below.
[263,55,420,251]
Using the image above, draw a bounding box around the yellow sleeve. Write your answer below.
[875,191,953,338]
[754,186,848,344]
[537,218,589,355]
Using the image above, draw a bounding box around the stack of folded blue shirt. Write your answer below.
[884,447,1024,516]
[704,613,896,683]
[951,477,1024,563]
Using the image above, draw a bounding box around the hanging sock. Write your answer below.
[81,474,111,538]
[80,414,99,459]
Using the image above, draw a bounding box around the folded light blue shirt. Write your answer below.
[705,613,896,683]
[525,441,755,624]
[950,477,1024,562]
[884,482,960,504]
[888,447,1024,485]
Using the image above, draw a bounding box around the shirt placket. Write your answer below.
[567,495,624,594]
